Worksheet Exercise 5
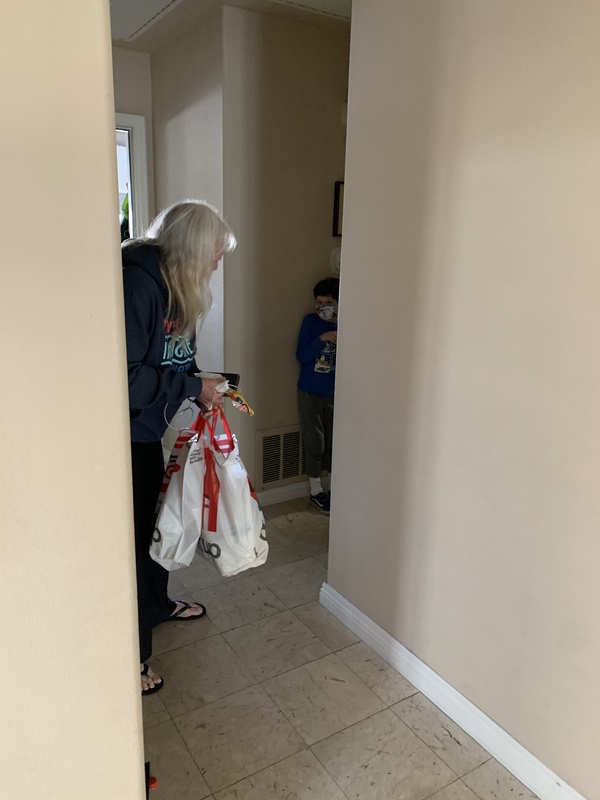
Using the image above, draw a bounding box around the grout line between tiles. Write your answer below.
[145,632,415,730]
[165,680,276,726]
[454,758,496,800]
[154,613,369,733]
[265,686,391,752]
[155,601,335,683]
[421,777,470,800]
[177,720,215,794]
[152,627,222,658]
[171,683,310,796]
[332,646,420,709]
[309,704,396,748]
[142,718,170,733]
[265,517,328,545]
[160,636,336,718]
[309,709,460,800]
[208,745,316,797]
[145,711,213,796]
[388,707,462,783]
[389,697,493,780]
[254,559,326,610]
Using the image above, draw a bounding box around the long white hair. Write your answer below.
[143,200,236,343]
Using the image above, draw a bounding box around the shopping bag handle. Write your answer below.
[193,407,235,454]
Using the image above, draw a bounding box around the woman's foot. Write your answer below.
[141,663,164,696]
[167,600,207,622]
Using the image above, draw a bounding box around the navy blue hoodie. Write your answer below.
[296,313,337,396]
[122,242,203,442]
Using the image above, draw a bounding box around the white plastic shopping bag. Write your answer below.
[150,423,205,571]
[199,409,269,576]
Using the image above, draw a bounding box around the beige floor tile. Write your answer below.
[142,690,170,730]
[311,708,456,800]
[338,641,418,706]
[279,514,329,539]
[168,556,234,596]
[252,525,313,573]
[268,501,329,533]
[283,526,330,557]
[262,653,385,745]
[293,601,360,651]
[463,760,539,800]
[175,685,306,793]
[144,719,212,800]
[223,610,330,680]
[213,750,347,800]
[167,571,191,599]
[430,780,482,800]
[313,552,328,568]
[192,574,286,632]
[262,498,311,523]
[153,614,219,657]
[153,635,254,716]
[392,693,490,777]
[259,558,327,608]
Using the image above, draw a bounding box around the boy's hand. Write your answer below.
[320,331,337,344]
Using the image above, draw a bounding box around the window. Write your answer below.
[115,113,149,239]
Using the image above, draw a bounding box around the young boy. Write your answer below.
[296,277,340,514]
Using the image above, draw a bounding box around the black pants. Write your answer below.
[298,391,335,478]
[131,441,175,663]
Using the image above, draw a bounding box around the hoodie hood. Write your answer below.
[122,242,166,296]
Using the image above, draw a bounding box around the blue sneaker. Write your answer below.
[310,492,330,515]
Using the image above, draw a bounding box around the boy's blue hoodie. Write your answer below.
[122,242,202,442]
[296,313,337,396]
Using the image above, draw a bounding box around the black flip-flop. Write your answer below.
[167,600,207,622]
[141,663,164,696]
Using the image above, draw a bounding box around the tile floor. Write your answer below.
[144,498,539,800]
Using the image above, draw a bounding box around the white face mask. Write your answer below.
[316,304,337,321]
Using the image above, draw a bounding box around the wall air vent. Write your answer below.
[256,425,307,490]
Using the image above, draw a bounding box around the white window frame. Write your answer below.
[115,112,150,237]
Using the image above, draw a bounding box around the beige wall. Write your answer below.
[1,2,143,799]
[152,9,225,373]
[112,47,153,118]
[222,6,350,479]
[329,2,600,797]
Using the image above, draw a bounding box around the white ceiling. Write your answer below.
[110,0,351,48]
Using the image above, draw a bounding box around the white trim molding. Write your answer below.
[257,476,330,507]
[319,583,587,800]
[257,481,310,507]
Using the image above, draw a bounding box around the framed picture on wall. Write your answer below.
[332,180,344,237]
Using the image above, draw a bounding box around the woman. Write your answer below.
[122,200,236,694]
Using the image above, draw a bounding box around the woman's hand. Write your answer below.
[197,378,226,414]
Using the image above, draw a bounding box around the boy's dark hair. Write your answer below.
[313,277,340,300]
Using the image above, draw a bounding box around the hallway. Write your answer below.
[143,499,538,800]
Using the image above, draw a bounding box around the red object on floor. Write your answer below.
[149,776,158,790]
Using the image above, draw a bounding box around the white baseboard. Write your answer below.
[257,481,310,506]
[258,476,330,507]
[319,583,587,800]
